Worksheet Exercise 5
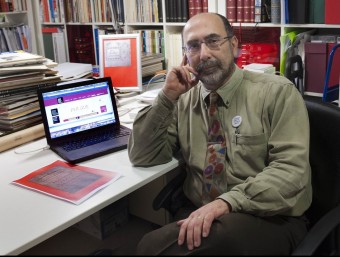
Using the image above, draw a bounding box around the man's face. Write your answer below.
[182,14,238,90]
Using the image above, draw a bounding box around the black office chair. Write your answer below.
[285,54,304,95]
[153,97,340,255]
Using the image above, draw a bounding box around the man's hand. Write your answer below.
[162,55,199,101]
[176,199,231,251]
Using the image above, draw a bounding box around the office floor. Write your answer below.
[20,215,159,256]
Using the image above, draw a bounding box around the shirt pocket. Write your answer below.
[230,133,268,177]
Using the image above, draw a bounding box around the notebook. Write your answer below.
[37,77,131,164]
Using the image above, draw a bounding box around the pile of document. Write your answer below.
[141,52,164,78]
[52,62,93,81]
[0,51,61,135]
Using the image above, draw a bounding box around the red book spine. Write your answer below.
[195,0,202,15]
[226,0,237,23]
[42,27,60,33]
[236,0,244,22]
[202,0,208,13]
[42,0,50,22]
[243,0,251,23]
[188,0,196,18]
[325,0,340,24]
[250,0,255,22]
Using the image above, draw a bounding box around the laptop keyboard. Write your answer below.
[61,127,130,152]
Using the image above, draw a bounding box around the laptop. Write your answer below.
[37,77,131,164]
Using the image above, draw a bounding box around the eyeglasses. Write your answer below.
[183,36,233,55]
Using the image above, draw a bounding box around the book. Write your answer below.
[287,0,308,24]
[236,0,244,22]
[270,0,281,24]
[309,0,324,24]
[181,0,189,21]
[188,0,196,18]
[226,0,237,23]
[11,160,122,205]
[255,0,270,23]
[158,0,163,22]
[194,0,203,14]
[325,0,340,24]
[52,32,67,64]
[243,0,252,23]
[250,0,255,22]
[202,0,208,13]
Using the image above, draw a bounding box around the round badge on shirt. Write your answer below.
[232,115,242,128]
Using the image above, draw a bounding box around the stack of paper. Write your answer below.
[0,51,61,134]
[52,62,93,81]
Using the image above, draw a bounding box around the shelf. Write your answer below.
[31,0,340,83]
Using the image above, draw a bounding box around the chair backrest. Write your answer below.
[304,98,340,224]
[304,97,340,254]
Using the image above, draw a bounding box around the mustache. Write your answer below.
[196,60,221,73]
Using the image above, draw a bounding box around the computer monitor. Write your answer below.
[98,33,142,92]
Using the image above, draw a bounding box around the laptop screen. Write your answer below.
[40,79,118,140]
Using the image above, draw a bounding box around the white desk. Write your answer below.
[0,135,179,255]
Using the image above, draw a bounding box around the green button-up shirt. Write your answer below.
[128,65,312,217]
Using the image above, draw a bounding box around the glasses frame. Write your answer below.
[182,36,234,55]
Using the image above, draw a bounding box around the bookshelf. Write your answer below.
[0,0,39,54]
[31,0,340,92]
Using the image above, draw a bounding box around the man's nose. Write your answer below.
[200,42,211,60]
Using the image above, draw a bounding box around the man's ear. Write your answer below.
[230,36,239,58]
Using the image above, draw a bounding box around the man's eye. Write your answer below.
[208,39,220,45]
[189,43,200,49]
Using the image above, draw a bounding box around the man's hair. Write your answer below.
[182,13,234,38]
[214,13,234,37]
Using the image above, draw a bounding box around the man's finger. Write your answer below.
[181,54,188,66]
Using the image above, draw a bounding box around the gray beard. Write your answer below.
[199,66,232,90]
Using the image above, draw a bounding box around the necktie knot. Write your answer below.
[209,92,219,107]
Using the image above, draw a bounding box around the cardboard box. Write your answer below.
[304,42,340,94]
[73,197,129,240]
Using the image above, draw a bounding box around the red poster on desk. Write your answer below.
[11,160,122,205]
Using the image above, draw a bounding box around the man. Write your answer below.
[128,12,312,255]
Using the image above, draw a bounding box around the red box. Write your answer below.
[325,0,340,24]
[304,42,340,94]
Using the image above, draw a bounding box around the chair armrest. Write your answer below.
[292,204,340,256]
[152,171,186,216]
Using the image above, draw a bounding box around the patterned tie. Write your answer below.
[202,92,227,204]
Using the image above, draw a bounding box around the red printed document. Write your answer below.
[11,160,122,205]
